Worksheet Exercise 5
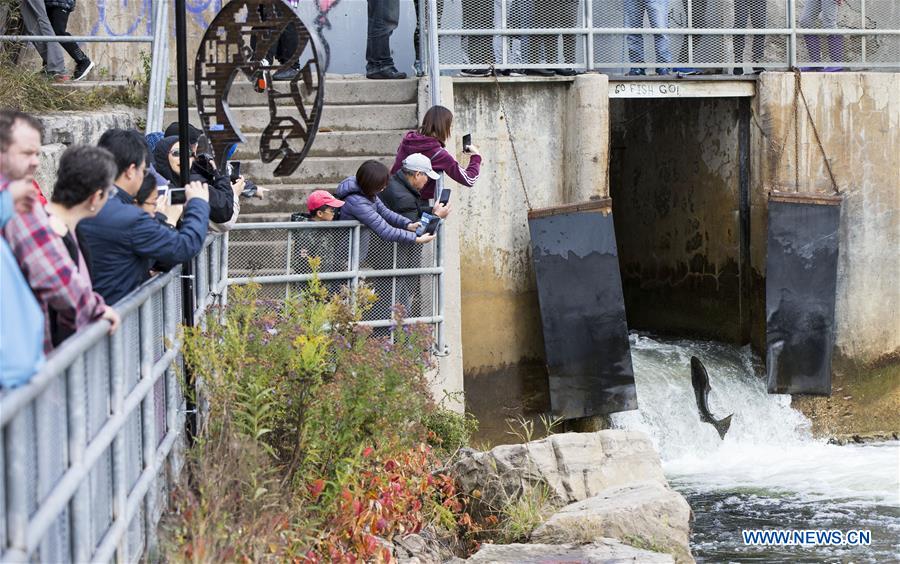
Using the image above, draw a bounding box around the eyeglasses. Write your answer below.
[169,149,195,158]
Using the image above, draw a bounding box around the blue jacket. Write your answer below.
[0,189,45,388]
[335,176,415,244]
[77,187,210,304]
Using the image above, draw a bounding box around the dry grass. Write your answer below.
[0,55,147,112]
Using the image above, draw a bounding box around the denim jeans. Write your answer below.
[624,0,672,65]
[367,0,400,73]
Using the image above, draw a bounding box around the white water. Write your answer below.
[611,334,900,561]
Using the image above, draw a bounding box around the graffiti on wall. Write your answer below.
[90,0,340,70]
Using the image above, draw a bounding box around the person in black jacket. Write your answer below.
[152,136,235,225]
[379,153,451,317]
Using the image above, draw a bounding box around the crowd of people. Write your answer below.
[0,104,482,388]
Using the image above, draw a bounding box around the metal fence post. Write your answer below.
[146,0,169,133]
[427,0,442,106]
[687,0,694,66]
[788,0,797,68]
[285,231,294,300]
[139,303,158,557]
[109,328,128,561]
[585,0,594,70]
[66,355,91,562]
[861,0,867,66]
[500,0,508,66]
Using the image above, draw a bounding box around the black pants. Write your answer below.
[462,0,494,65]
[251,4,299,64]
[734,0,767,63]
[367,0,400,73]
[413,0,444,62]
[46,7,87,64]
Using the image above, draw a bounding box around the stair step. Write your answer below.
[165,76,418,106]
[241,154,394,185]
[232,129,406,159]
[162,103,417,133]
[243,184,322,214]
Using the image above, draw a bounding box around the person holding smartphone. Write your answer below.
[391,105,482,201]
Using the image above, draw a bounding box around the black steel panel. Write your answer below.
[528,204,637,419]
[765,196,841,395]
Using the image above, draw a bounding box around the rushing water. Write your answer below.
[611,334,900,563]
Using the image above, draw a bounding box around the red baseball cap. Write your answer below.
[307,189,345,212]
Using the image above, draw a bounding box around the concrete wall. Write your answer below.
[436,75,609,441]
[609,98,745,342]
[751,72,900,366]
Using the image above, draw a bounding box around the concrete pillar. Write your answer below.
[564,74,610,202]
[420,77,466,413]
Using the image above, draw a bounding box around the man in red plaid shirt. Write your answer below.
[1,110,119,352]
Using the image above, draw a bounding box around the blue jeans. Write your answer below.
[366,0,400,73]
[624,0,672,65]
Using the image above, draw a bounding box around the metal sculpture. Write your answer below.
[194,0,324,177]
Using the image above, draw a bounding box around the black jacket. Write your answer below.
[153,136,234,224]
[379,170,429,223]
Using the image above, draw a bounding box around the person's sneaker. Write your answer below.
[752,67,765,74]
[72,58,94,81]
[413,60,424,77]
[367,67,407,79]
[797,66,818,72]
[822,66,843,72]
[554,68,577,76]
[500,69,525,77]
[656,68,671,76]
[673,67,700,75]
[626,68,646,76]
[273,64,300,81]
[460,68,491,76]
[524,68,555,77]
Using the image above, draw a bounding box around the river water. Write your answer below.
[611,334,900,563]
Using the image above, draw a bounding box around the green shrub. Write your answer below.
[424,408,479,455]
[167,270,473,560]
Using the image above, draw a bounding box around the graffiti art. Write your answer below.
[194,0,324,177]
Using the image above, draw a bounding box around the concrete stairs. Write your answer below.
[162,75,418,220]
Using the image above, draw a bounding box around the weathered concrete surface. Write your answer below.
[447,76,610,439]
[34,110,138,198]
[466,540,674,563]
[532,481,694,563]
[609,98,744,343]
[449,430,666,511]
[752,72,900,435]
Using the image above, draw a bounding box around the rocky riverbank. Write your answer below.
[383,430,694,563]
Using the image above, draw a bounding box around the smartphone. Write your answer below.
[439,188,451,205]
[462,133,472,153]
[416,212,439,237]
[170,187,186,205]
[157,185,169,198]
[229,161,241,182]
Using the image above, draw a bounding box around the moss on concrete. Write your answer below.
[793,353,900,439]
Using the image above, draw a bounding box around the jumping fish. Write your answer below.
[690,356,733,440]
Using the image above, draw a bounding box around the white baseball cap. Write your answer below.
[402,153,441,180]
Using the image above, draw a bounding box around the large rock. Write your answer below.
[466,540,674,563]
[532,481,693,563]
[450,431,666,511]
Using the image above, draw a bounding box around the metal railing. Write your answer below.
[0,235,226,563]
[0,0,169,132]
[422,0,900,72]
[227,221,447,353]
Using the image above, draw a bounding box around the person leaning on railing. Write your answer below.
[335,160,436,265]
[391,105,482,201]
[77,129,211,305]
[2,145,121,353]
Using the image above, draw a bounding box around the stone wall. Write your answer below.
[34,109,140,198]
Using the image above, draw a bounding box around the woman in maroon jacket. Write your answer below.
[390,105,483,201]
